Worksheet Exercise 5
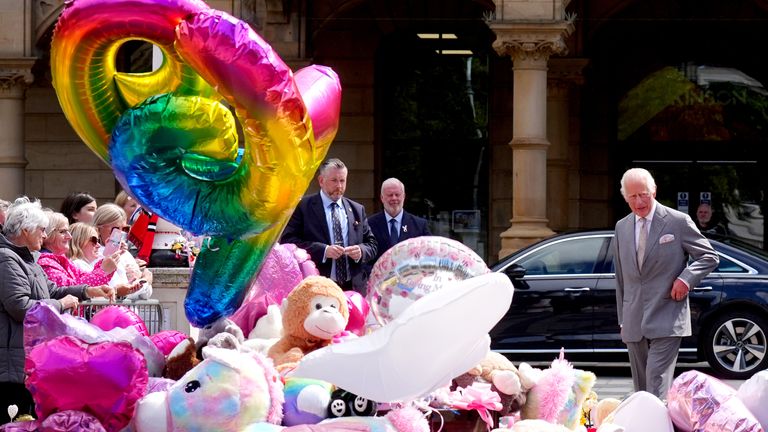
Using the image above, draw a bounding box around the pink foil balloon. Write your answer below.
[229,243,319,335]
[150,330,188,356]
[25,336,148,432]
[344,291,370,336]
[293,65,342,148]
[90,306,149,337]
[667,370,762,432]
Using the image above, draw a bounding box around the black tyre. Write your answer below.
[704,311,768,379]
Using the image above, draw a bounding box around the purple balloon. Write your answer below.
[668,370,762,432]
[229,243,319,335]
[0,421,39,431]
[147,377,176,394]
[40,411,106,432]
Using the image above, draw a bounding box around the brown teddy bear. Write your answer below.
[267,276,349,371]
[163,336,201,380]
[452,351,528,415]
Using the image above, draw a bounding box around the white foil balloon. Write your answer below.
[292,272,514,403]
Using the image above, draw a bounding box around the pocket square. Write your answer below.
[659,234,675,244]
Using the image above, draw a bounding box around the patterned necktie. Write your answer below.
[331,203,348,283]
[637,217,648,270]
[389,218,399,244]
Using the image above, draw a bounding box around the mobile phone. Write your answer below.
[103,228,125,256]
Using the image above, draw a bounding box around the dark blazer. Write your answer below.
[280,193,377,293]
[367,210,431,263]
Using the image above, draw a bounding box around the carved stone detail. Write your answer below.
[34,0,66,44]
[490,21,574,62]
[0,59,36,98]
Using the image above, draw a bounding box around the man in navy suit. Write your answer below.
[367,178,431,265]
[281,158,377,294]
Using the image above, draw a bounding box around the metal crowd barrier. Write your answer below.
[76,299,164,335]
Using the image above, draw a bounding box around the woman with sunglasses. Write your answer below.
[92,204,153,300]
[69,222,105,271]
[37,214,137,297]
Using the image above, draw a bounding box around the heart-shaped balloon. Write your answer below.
[25,336,148,432]
[90,306,149,337]
[229,243,319,335]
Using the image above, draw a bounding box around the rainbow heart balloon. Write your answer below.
[51,0,341,327]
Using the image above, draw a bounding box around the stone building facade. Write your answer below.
[3,0,767,266]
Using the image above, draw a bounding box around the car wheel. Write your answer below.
[704,311,768,379]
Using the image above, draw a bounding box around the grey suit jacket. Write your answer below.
[614,203,719,342]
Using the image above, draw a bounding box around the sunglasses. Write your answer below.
[89,236,99,245]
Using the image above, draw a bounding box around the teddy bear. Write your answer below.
[267,276,349,371]
[453,351,530,416]
[163,336,201,380]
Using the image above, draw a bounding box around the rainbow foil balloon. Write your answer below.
[51,0,341,327]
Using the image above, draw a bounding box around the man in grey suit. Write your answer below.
[614,168,718,398]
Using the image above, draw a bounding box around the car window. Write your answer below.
[713,255,749,273]
[517,237,604,275]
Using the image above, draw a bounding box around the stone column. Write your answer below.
[547,58,587,231]
[491,22,574,257]
[0,59,35,200]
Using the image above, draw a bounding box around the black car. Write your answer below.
[490,230,768,379]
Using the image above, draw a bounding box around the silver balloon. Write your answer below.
[367,236,489,324]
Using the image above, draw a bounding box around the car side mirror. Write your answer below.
[504,263,527,279]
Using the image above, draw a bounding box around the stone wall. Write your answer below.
[148,267,193,334]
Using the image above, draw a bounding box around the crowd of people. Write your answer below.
[0,190,183,422]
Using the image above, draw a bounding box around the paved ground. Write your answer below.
[583,362,745,400]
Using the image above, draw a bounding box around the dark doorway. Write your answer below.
[376,28,492,259]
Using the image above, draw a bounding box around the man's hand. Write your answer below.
[325,244,345,259]
[344,245,362,261]
[671,279,689,301]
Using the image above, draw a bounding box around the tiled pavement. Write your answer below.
[588,363,745,400]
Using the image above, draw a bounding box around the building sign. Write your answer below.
[677,192,689,213]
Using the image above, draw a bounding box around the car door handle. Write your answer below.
[564,287,591,291]
[693,286,713,291]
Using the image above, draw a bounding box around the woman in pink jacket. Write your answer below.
[38,212,135,296]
